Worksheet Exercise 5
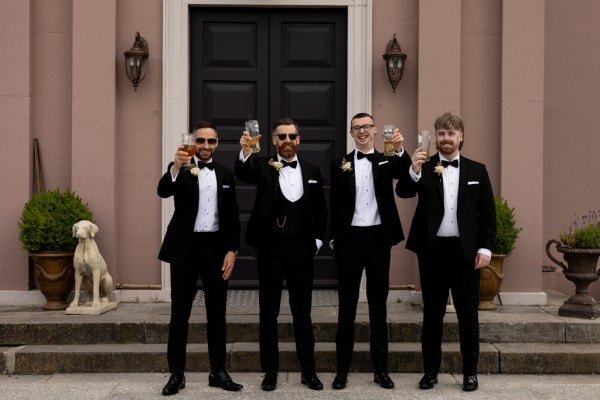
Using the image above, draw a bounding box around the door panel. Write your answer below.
[189,7,347,287]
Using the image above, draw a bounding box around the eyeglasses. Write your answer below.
[350,124,375,133]
[196,137,217,145]
[275,133,298,141]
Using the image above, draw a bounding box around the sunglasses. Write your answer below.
[275,133,298,141]
[195,137,217,145]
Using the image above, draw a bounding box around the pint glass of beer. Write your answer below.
[245,120,261,153]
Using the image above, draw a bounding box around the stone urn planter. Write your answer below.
[546,239,600,319]
[30,251,75,310]
[478,254,507,310]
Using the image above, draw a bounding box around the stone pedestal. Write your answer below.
[65,302,117,315]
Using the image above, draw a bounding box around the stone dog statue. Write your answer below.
[70,220,114,308]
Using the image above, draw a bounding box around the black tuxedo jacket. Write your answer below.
[157,162,240,264]
[395,153,496,262]
[330,149,411,247]
[234,154,327,250]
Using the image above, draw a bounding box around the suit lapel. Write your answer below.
[214,163,223,204]
[457,156,468,204]
[347,151,356,199]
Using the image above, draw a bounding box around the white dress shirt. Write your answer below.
[171,157,219,232]
[193,157,219,232]
[351,150,381,226]
[275,155,303,202]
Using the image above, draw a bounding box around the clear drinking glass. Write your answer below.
[181,133,196,168]
[383,124,395,156]
[417,130,431,161]
[245,120,261,153]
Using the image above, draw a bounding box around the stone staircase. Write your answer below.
[1,290,600,375]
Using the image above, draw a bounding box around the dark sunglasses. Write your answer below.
[275,133,298,141]
[195,137,217,145]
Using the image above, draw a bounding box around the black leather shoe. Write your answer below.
[374,372,394,389]
[419,373,438,389]
[332,372,348,390]
[301,372,323,390]
[261,372,278,391]
[162,373,185,396]
[463,375,478,391]
[208,371,243,391]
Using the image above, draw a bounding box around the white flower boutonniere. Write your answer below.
[341,158,353,173]
[190,167,200,176]
[269,159,283,172]
[434,162,444,177]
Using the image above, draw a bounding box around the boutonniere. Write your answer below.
[340,158,353,173]
[268,159,283,172]
[434,162,444,177]
[190,167,200,176]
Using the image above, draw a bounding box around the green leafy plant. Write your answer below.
[559,210,600,249]
[19,189,94,252]
[493,196,522,255]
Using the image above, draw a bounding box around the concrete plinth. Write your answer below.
[65,302,117,315]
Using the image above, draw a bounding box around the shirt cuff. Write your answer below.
[239,149,251,162]
[477,248,492,258]
[394,147,405,157]
[409,166,421,182]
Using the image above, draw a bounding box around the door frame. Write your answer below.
[161,0,372,290]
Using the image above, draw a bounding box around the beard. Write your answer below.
[196,148,214,162]
[277,142,297,159]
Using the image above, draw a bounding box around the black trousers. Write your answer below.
[256,235,316,373]
[334,225,391,373]
[418,237,480,376]
[167,232,228,375]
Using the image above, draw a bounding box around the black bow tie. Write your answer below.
[441,159,459,168]
[357,152,375,162]
[197,162,214,170]
[281,160,297,169]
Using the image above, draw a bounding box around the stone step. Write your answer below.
[2,313,599,345]
[3,342,600,375]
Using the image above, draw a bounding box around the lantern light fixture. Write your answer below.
[382,34,407,93]
[124,32,149,91]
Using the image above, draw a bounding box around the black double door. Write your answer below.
[189,7,347,287]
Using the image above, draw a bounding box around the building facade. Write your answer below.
[1,0,598,305]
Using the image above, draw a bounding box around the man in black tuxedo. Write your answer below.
[329,112,411,390]
[396,112,496,392]
[234,117,327,392]
[158,120,243,395]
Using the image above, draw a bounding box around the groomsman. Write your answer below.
[158,120,243,395]
[396,112,496,392]
[329,112,411,389]
[235,117,328,391]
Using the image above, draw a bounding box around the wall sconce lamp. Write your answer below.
[124,32,149,91]
[382,34,407,93]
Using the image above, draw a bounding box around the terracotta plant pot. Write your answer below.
[30,251,75,310]
[479,254,506,310]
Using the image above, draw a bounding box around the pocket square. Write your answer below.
[308,179,318,184]
[467,181,479,185]
[222,185,230,188]
[378,160,389,165]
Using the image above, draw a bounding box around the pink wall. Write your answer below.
[1,0,599,300]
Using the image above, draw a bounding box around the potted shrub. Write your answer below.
[19,189,94,310]
[546,210,600,319]
[479,196,522,310]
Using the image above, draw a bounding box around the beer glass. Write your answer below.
[417,130,431,161]
[383,124,395,156]
[245,120,261,153]
[181,133,196,168]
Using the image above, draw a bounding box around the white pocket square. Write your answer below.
[467,181,479,185]
[222,185,230,188]
[378,160,389,165]
[308,180,318,184]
